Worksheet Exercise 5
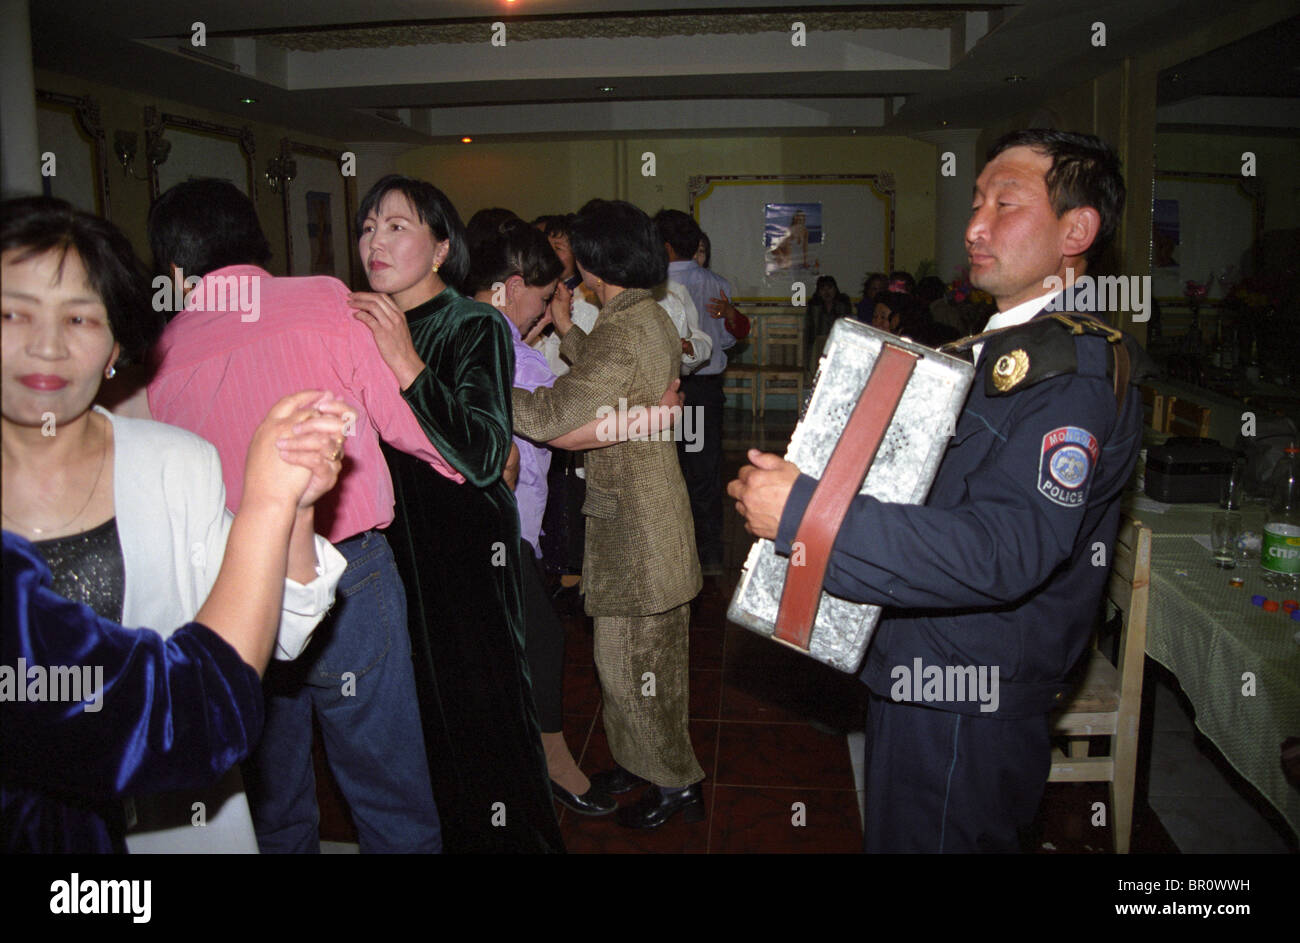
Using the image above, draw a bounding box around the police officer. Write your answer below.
[728,129,1148,852]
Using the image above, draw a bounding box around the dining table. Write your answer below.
[1121,491,1300,839]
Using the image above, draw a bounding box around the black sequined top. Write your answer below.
[31,517,125,623]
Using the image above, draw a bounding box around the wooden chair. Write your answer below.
[722,363,761,416]
[756,314,805,416]
[1048,516,1152,854]
[1140,386,1166,432]
[1164,397,1211,439]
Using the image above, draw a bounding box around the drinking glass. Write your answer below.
[1211,511,1242,568]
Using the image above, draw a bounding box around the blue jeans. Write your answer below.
[244,531,441,853]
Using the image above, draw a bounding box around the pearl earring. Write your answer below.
[105,364,117,380]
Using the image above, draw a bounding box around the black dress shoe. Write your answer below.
[550,779,616,816]
[588,765,649,796]
[616,783,706,829]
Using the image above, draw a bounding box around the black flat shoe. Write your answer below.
[550,779,616,816]
[588,765,649,796]
[616,783,706,829]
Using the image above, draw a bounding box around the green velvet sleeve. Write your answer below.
[402,302,516,488]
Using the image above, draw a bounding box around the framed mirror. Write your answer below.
[145,106,255,202]
[274,139,359,285]
[35,91,110,216]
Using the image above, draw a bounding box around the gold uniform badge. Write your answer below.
[992,349,1029,392]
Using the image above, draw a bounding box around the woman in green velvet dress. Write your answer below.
[349,175,563,853]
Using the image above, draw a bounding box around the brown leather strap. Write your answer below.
[773,344,919,651]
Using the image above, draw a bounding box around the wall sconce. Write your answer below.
[265,154,297,193]
[113,130,170,180]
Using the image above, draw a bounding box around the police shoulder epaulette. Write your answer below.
[981,315,1082,397]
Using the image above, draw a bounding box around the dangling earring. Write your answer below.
[105,363,117,380]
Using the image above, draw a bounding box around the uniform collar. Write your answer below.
[981,288,1064,334]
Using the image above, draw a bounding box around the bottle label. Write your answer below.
[1261,523,1300,575]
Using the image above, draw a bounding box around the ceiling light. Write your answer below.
[461,136,473,144]
[240,97,258,104]
[598,86,616,93]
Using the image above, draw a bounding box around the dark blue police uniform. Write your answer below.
[774,308,1146,852]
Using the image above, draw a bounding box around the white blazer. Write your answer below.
[98,407,346,853]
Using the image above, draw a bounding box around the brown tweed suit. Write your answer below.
[513,287,704,786]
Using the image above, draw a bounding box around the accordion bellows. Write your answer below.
[727,318,976,672]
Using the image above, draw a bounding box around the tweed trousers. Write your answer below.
[593,603,704,788]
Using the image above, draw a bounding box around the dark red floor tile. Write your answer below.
[562,612,594,666]
[721,663,867,730]
[690,668,723,719]
[562,661,602,716]
[715,722,856,790]
[709,785,862,853]
[687,627,725,669]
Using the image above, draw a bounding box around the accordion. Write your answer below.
[727,318,976,672]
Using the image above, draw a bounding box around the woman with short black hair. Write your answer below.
[512,199,706,830]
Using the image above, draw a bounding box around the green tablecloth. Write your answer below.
[1123,497,1300,837]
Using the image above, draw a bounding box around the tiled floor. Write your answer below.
[310,406,1294,853]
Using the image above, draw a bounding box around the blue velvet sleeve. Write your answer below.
[1,531,265,799]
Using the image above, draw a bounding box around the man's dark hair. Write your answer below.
[570,200,667,290]
[652,208,703,261]
[861,271,887,302]
[3,196,162,364]
[888,270,916,295]
[465,216,563,295]
[148,178,271,279]
[986,129,1126,264]
[532,214,574,239]
[916,275,946,304]
[356,174,471,290]
[466,207,519,258]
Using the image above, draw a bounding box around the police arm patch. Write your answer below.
[1037,426,1098,507]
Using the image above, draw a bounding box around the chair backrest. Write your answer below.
[1140,386,1166,432]
[761,314,804,368]
[1108,516,1151,704]
[1165,397,1211,439]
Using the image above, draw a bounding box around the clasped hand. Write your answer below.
[245,390,355,511]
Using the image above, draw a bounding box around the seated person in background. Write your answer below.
[1,196,347,853]
[916,275,947,307]
[4,390,350,854]
[871,290,958,346]
[888,270,917,296]
[807,275,854,361]
[855,272,889,322]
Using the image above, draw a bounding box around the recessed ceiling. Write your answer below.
[26,0,1294,144]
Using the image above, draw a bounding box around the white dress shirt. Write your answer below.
[973,289,1063,363]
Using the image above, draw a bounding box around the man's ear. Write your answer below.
[1061,206,1101,261]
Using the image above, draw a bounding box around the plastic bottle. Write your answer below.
[1261,443,1300,590]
